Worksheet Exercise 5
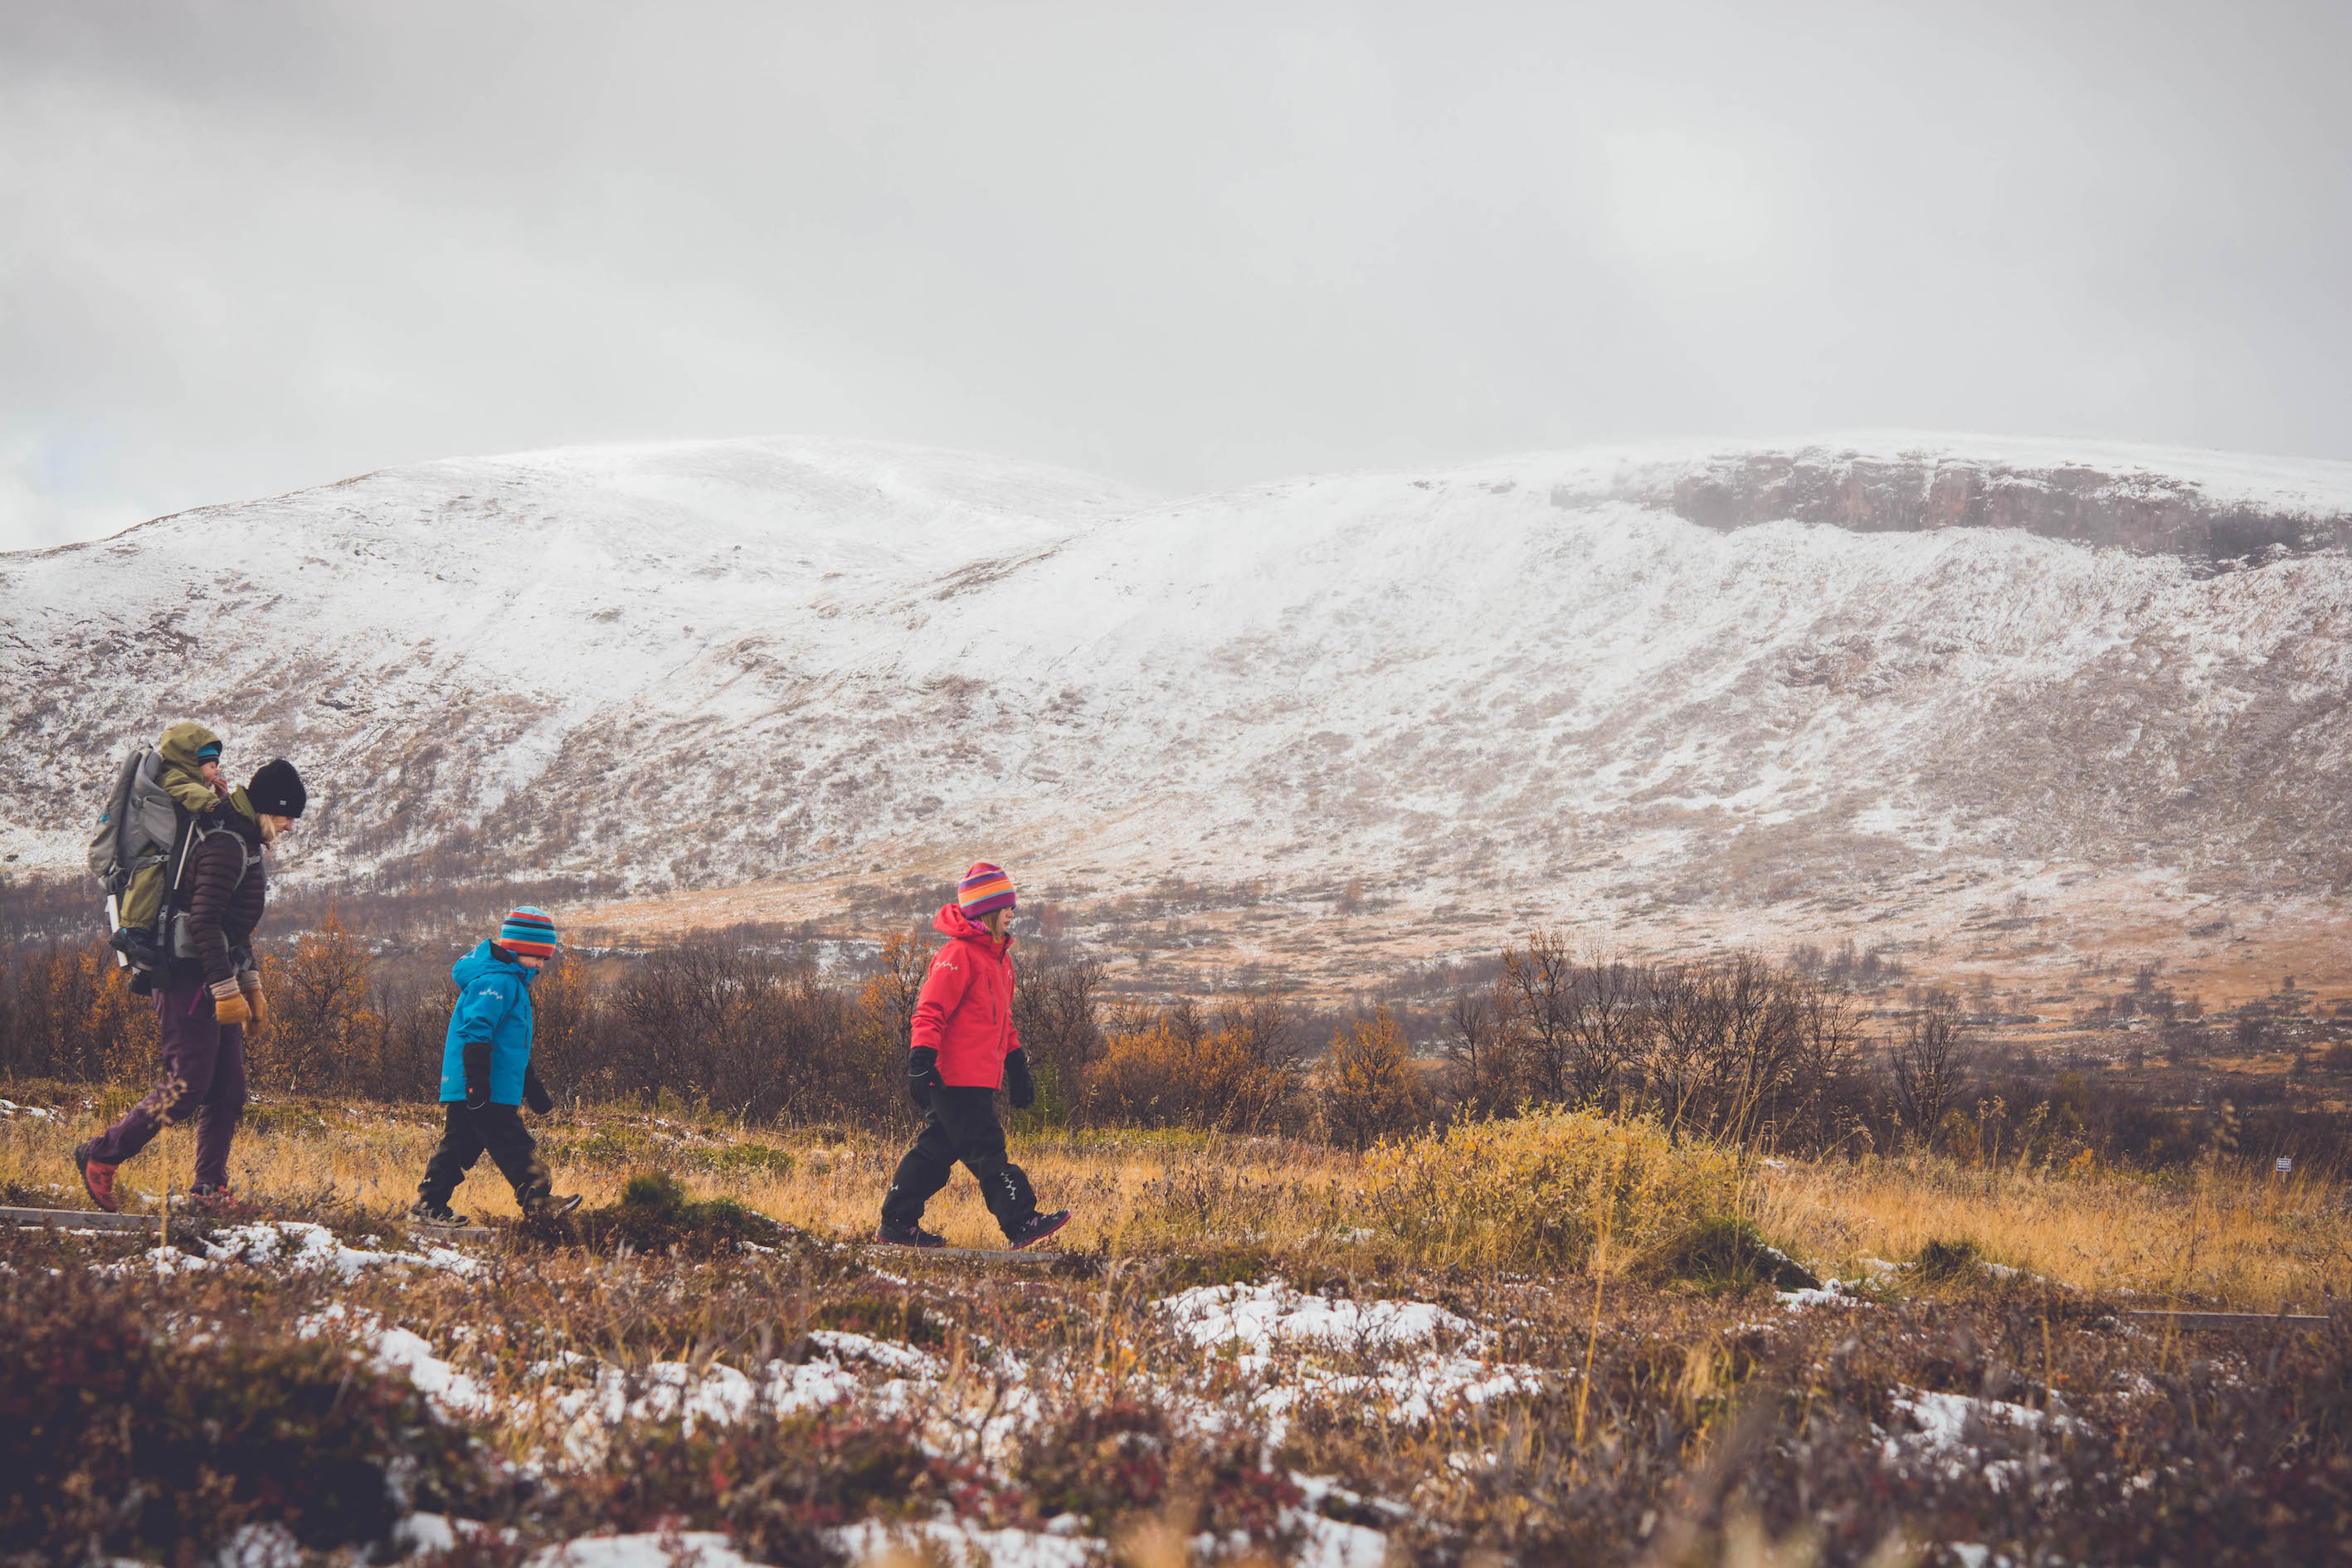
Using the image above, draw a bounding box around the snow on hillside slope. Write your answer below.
[2,433,2348,929]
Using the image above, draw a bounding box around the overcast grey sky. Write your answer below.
[2,1,2347,552]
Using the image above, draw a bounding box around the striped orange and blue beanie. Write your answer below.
[496,906,558,959]
[957,863,1016,920]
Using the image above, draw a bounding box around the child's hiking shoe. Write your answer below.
[1006,1209,1072,1250]
[73,1142,120,1213]
[874,1219,947,1249]
[525,1193,582,1221]
[408,1199,470,1228]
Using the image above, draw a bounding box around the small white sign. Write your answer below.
[2277,1157,2293,1175]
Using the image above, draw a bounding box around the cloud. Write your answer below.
[2,1,2348,554]
[1600,127,1792,279]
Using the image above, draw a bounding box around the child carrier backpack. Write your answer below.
[87,748,199,993]
[164,816,261,963]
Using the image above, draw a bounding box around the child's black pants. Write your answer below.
[419,1101,552,1209]
[881,1086,1036,1237]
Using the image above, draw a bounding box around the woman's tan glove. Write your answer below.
[239,972,267,1035]
[211,976,253,1028]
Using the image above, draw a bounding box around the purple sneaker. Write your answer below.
[1006,1210,1072,1250]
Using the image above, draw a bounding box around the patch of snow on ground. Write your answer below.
[197,1220,479,1278]
[806,1327,942,1378]
[1892,1388,2053,1452]
[1292,1474,1414,1527]
[1160,1278,1479,1357]
[544,1330,962,1463]
[495,1507,1379,1568]
[1157,1279,1546,1439]
[368,1324,497,1419]
[1293,1512,1391,1568]
[1882,1386,2081,1494]
[830,1517,1099,1568]
[1949,1546,2016,1568]
[392,1514,518,1556]
[1777,1278,1872,1310]
[298,1305,495,1420]
[213,1521,302,1568]
[558,1360,765,1435]
[523,1532,757,1568]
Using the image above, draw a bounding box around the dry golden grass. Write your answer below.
[2,1088,1364,1254]
[1753,1152,2352,1313]
[6,1085,2345,1308]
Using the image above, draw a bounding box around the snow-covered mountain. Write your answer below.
[4,432,2349,938]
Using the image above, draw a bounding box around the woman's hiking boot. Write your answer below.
[409,1199,470,1228]
[524,1193,582,1222]
[182,1185,260,1220]
[874,1218,947,1249]
[1006,1209,1072,1250]
[73,1142,120,1213]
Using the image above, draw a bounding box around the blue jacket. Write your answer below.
[439,942,537,1105]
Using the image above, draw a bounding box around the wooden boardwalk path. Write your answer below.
[2123,1308,2330,1330]
[5,1203,499,1248]
[3,1204,194,1239]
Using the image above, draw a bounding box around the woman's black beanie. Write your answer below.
[248,758,307,818]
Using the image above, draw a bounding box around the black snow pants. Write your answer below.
[419,1101,553,1210]
[880,1085,1037,1239]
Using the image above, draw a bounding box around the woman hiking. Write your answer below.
[74,757,307,1214]
[876,863,1071,1249]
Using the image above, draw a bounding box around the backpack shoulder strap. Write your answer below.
[183,815,263,895]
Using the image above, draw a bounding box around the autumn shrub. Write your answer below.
[0,1268,481,1560]
[1361,1108,1739,1270]
[1015,1400,1303,1546]
[0,942,156,1082]
[1641,1215,1819,1295]
[1015,1400,1168,1532]
[601,944,884,1125]
[562,1409,991,1561]
[699,1139,798,1179]
[254,908,377,1093]
[1910,1235,1991,1287]
[1322,1007,1430,1151]
[542,1169,801,1256]
[1010,946,1109,1098]
[807,1293,954,1348]
[1083,1018,1295,1132]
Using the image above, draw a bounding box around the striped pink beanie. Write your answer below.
[957,863,1016,918]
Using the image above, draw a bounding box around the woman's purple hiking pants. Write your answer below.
[84,976,247,1190]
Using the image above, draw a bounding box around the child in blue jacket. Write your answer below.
[410,907,579,1225]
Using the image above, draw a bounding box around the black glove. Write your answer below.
[907,1046,943,1110]
[462,1041,492,1112]
[1004,1049,1036,1110]
[523,1065,554,1116]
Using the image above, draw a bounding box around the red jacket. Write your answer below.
[911,904,1021,1087]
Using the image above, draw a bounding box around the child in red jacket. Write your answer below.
[876,863,1071,1249]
